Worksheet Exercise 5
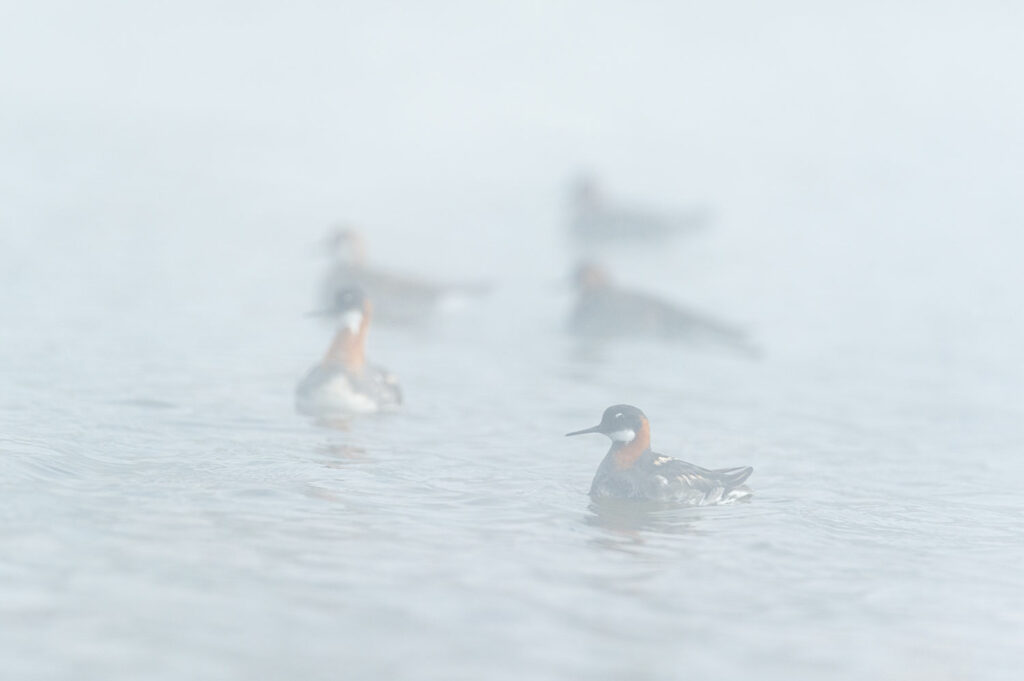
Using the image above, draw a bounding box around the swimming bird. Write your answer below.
[296,288,401,417]
[320,227,490,325]
[567,404,753,504]
[568,175,708,241]
[569,261,756,354]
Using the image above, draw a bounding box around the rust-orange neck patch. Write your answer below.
[611,419,651,469]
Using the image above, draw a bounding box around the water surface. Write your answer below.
[2,3,1024,680]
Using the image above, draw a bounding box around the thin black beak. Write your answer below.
[566,424,604,437]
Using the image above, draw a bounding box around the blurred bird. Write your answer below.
[569,261,756,354]
[568,175,708,241]
[296,288,401,417]
[320,227,491,325]
[567,404,753,504]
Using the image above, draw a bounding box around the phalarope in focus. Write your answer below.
[567,404,753,505]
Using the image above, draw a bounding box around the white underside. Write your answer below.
[296,374,379,416]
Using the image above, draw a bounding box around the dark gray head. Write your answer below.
[323,227,368,265]
[573,261,612,291]
[566,404,649,443]
[571,174,601,207]
[329,287,366,314]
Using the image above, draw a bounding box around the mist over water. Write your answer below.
[3,3,1024,680]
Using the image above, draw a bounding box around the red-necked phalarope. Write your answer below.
[319,227,490,325]
[567,404,753,504]
[569,261,756,354]
[296,288,401,417]
[568,175,709,241]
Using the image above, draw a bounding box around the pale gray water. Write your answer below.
[3,3,1024,680]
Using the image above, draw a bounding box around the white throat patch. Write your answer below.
[341,311,363,333]
[608,429,636,443]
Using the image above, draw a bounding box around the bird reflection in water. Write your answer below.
[584,498,703,550]
[314,442,369,466]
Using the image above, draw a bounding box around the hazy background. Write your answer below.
[2,2,1023,680]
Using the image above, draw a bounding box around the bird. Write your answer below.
[296,287,401,417]
[566,404,753,504]
[567,175,708,241]
[569,261,756,354]
[319,227,490,325]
